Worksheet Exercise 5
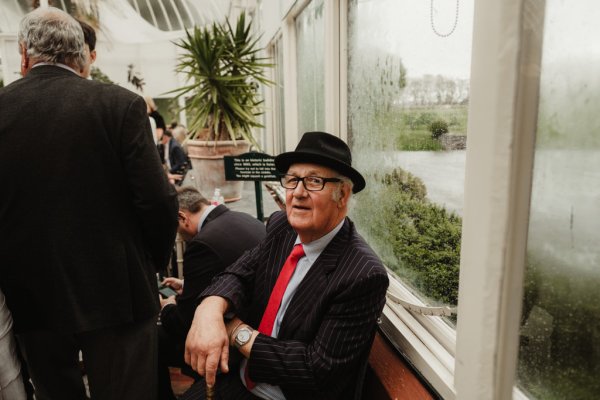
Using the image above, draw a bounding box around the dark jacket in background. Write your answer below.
[160,205,266,340]
[166,137,188,175]
[0,65,179,334]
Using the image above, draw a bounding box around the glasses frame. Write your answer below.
[280,174,343,192]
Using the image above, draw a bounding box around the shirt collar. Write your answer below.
[198,205,217,233]
[33,62,80,76]
[295,218,345,264]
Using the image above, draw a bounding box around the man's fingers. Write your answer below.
[184,349,191,366]
[220,344,229,373]
[204,351,220,387]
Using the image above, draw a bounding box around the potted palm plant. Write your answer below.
[171,12,272,202]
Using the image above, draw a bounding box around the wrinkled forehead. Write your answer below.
[286,162,338,177]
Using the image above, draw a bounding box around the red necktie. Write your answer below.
[245,243,305,389]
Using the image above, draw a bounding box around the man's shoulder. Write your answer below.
[339,218,387,275]
[85,79,142,102]
[195,206,265,239]
[265,210,290,232]
[212,208,266,234]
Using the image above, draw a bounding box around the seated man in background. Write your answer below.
[182,131,389,400]
[158,186,266,399]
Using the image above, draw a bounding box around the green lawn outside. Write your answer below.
[374,105,469,151]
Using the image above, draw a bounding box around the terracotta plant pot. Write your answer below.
[186,139,251,202]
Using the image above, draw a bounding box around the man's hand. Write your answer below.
[161,277,184,294]
[184,296,230,387]
[167,173,183,184]
[159,295,176,308]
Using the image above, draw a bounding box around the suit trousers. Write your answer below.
[17,316,157,400]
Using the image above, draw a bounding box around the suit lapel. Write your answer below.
[277,219,350,337]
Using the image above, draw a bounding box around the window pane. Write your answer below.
[517,0,600,397]
[296,0,325,133]
[347,0,474,317]
[273,37,286,153]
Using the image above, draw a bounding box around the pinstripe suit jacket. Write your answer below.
[202,210,389,399]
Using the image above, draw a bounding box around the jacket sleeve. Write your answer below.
[161,240,226,340]
[199,211,288,315]
[119,96,179,270]
[198,240,263,314]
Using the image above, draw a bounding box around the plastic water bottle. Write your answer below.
[211,188,224,205]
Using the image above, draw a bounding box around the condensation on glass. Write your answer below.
[271,36,286,154]
[346,0,473,316]
[296,0,325,134]
[517,0,600,398]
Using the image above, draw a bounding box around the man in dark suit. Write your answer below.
[160,129,188,176]
[182,132,389,399]
[0,7,178,400]
[158,186,266,399]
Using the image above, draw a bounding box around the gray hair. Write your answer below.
[332,177,354,202]
[18,7,86,71]
[177,186,210,213]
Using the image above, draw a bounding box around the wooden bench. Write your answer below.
[362,331,436,399]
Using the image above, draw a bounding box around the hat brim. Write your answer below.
[275,151,366,193]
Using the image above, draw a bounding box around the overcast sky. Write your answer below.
[352,0,474,79]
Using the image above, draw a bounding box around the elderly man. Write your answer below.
[182,131,389,400]
[0,7,178,400]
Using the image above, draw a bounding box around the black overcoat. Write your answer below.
[0,65,179,334]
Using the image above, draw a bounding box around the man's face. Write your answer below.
[285,163,350,243]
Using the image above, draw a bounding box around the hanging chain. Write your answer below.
[430,0,460,38]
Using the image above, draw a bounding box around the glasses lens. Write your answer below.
[281,175,297,189]
[304,176,324,190]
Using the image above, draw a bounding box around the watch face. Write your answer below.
[237,329,251,342]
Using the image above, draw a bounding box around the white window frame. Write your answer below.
[264,33,285,154]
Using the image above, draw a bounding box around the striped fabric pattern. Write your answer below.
[201,211,389,400]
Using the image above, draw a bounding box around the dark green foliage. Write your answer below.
[90,67,114,84]
[375,168,427,201]
[171,12,273,147]
[430,119,449,139]
[353,168,461,305]
[387,193,461,304]
[0,78,3,88]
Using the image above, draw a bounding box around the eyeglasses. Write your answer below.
[280,174,342,191]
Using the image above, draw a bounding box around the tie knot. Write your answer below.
[291,244,305,260]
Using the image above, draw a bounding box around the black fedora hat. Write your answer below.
[274,131,366,193]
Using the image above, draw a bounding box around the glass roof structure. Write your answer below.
[0,0,240,92]
[0,0,231,36]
